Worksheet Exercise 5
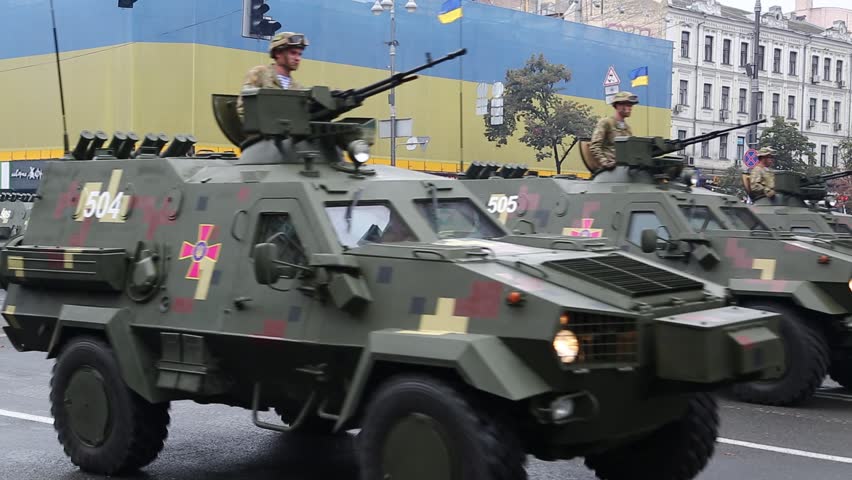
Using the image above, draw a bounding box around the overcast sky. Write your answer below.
[717,0,846,12]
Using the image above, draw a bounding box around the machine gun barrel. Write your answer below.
[656,118,766,157]
[801,169,852,187]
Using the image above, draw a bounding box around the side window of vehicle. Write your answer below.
[832,223,851,234]
[627,211,669,246]
[254,213,308,275]
[790,226,815,233]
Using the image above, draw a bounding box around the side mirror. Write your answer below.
[252,243,298,285]
[640,229,658,253]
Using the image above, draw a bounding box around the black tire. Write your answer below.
[730,301,830,406]
[829,357,852,390]
[584,393,719,480]
[358,374,527,480]
[50,336,171,475]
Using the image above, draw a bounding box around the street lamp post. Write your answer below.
[371,0,417,166]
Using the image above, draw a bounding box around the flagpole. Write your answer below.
[646,82,650,136]
[458,4,464,172]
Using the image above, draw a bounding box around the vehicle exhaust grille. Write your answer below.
[544,254,704,297]
[572,312,639,365]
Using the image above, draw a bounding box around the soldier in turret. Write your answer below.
[749,146,777,201]
[237,31,309,120]
[589,91,639,170]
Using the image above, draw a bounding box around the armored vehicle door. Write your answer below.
[226,198,316,341]
[619,202,682,254]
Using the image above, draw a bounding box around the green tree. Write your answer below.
[484,54,598,174]
[756,117,816,173]
[839,138,852,170]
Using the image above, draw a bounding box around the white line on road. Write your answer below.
[1,408,851,464]
[0,334,6,337]
[718,438,852,464]
[815,392,852,402]
[0,408,53,425]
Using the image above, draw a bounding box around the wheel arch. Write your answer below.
[729,279,847,316]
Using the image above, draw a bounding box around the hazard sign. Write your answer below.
[603,66,621,86]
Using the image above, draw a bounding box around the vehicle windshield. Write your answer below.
[414,198,505,240]
[678,205,724,231]
[831,222,851,234]
[325,202,418,248]
[719,206,769,231]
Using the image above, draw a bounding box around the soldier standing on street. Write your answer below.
[237,31,309,120]
[589,91,639,170]
[749,147,777,201]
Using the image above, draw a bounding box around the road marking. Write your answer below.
[0,408,53,425]
[0,334,6,337]
[719,438,852,464]
[815,392,852,402]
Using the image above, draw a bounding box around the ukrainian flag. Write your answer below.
[630,66,649,87]
[438,0,462,24]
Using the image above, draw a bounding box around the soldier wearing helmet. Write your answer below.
[749,146,777,200]
[237,32,310,120]
[589,91,639,170]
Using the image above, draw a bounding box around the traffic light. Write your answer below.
[242,0,281,38]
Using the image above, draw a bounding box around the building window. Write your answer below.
[701,137,709,158]
[773,48,781,73]
[679,80,688,105]
[681,31,690,58]
[837,60,844,83]
[787,95,796,119]
[812,55,819,80]
[720,134,729,159]
[737,136,745,160]
[740,42,749,66]
[820,145,827,166]
[722,39,731,65]
[824,58,831,81]
[739,88,748,113]
[789,51,798,75]
[772,93,780,117]
[835,101,841,124]
[678,129,687,154]
[703,84,712,109]
[721,86,730,111]
[833,146,839,167]
[822,99,829,122]
[757,46,765,71]
[809,98,817,120]
[704,35,714,62]
[756,91,764,116]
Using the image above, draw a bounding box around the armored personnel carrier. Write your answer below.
[0,51,784,480]
[464,122,852,405]
[744,169,852,234]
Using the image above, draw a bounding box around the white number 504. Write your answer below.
[487,194,518,213]
[83,191,125,219]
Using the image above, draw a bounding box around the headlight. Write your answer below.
[848,279,852,293]
[553,329,580,363]
[346,140,371,164]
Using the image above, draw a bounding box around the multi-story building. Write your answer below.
[795,0,852,30]
[668,0,852,172]
[558,0,852,173]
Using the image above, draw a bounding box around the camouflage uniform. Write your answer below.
[590,116,633,168]
[749,147,777,199]
[590,91,638,169]
[237,31,309,120]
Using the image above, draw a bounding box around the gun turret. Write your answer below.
[238,49,467,143]
[801,169,852,188]
[614,119,766,170]
[774,169,852,202]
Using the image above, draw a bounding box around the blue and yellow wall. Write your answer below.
[0,0,673,176]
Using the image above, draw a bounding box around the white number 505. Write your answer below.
[487,194,518,213]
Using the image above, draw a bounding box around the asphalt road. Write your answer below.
[1,292,851,479]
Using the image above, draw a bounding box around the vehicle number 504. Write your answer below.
[83,191,125,219]
[487,194,519,213]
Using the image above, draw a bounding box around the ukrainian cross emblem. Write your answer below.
[179,224,221,300]
[562,218,603,238]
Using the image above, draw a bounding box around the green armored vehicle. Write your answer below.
[1,51,784,480]
[464,123,852,405]
[744,169,852,235]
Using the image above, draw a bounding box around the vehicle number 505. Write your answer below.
[83,191,125,219]
[487,194,519,213]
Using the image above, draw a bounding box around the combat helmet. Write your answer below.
[269,31,309,57]
[611,91,639,105]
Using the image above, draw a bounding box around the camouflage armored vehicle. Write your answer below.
[744,169,852,235]
[0,192,34,244]
[0,51,784,480]
[464,123,852,404]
